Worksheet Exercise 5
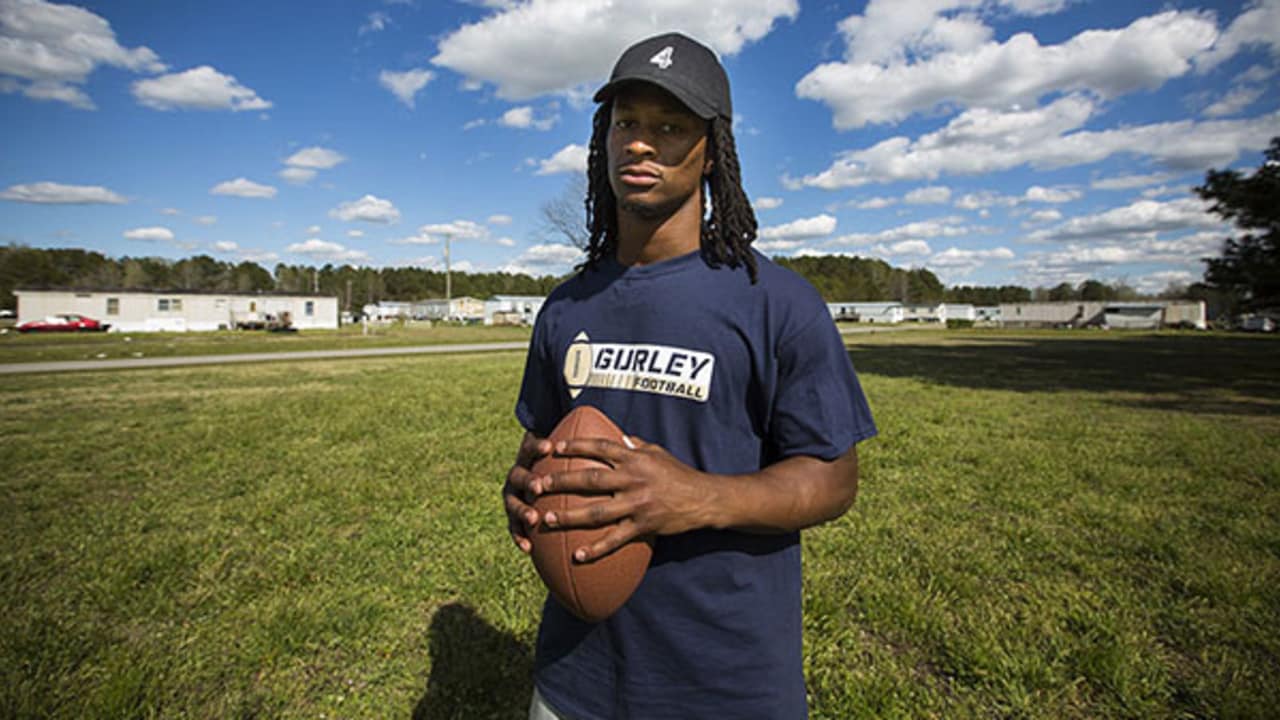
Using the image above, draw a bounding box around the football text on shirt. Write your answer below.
[563,331,714,403]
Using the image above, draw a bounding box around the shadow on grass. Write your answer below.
[847,332,1280,416]
[412,603,534,720]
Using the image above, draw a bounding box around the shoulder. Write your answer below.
[749,250,828,320]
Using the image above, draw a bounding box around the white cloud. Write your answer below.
[418,219,489,240]
[1196,0,1280,72]
[1141,185,1186,199]
[829,216,971,248]
[1090,172,1183,190]
[194,215,217,226]
[0,0,165,109]
[347,229,364,238]
[1029,197,1223,243]
[501,243,584,275]
[432,0,799,100]
[955,190,1017,210]
[1023,185,1081,203]
[904,185,951,204]
[132,65,271,111]
[0,181,125,204]
[360,11,391,35]
[499,105,557,130]
[330,194,400,223]
[285,238,371,263]
[753,196,783,210]
[1203,84,1265,118]
[879,239,933,257]
[928,245,1015,270]
[279,167,317,184]
[488,214,513,225]
[758,214,838,240]
[1134,269,1196,294]
[1026,209,1063,223]
[755,238,808,253]
[798,9,1216,129]
[536,144,588,175]
[285,147,346,169]
[1013,231,1223,287]
[212,241,238,253]
[391,219,492,246]
[799,97,1279,188]
[305,225,322,236]
[379,68,434,108]
[123,226,175,242]
[390,232,439,246]
[854,196,897,210]
[210,178,277,199]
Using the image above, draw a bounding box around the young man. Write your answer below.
[505,32,877,719]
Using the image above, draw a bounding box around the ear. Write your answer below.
[703,157,714,176]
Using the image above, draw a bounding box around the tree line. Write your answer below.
[0,245,563,312]
[3,243,1183,313]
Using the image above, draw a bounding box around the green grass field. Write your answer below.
[2,330,1278,718]
[0,323,532,365]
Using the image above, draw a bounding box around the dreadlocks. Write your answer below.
[581,103,759,283]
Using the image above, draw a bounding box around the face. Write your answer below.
[606,82,711,220]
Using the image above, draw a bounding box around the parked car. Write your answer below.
[17,314,111,333]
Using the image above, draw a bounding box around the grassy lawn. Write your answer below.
[0,322,532,365]
[2,330,1277,718]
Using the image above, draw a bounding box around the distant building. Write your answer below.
[998,301,1206,329]
[363,301,413,321]
[412,296,485,323]
[903,303,946,323]
[15,288,337,332]
[942,304,977,322]
[827,302,906,324]
[484,295,546,325]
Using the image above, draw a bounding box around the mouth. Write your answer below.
[616,165,660,188]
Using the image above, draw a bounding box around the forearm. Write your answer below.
[702,448,860,534]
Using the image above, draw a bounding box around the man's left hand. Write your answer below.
[537,436,714,563]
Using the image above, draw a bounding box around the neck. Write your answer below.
[614,188,703,266]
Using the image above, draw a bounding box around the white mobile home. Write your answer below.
[15,288,337,332]
[827,302,906,324]
[998,300,1206,329]
[412,296,485,323]
[484,295,546,325]
[942,304,977,322]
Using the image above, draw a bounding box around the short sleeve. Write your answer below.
[515,308,561,437]
[768,310,877,461]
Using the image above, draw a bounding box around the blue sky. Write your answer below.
[2,0,1277,293]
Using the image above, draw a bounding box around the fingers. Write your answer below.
[540,466,626,495]
[503,478,538,554]
[515,431,553,469]
[553,438,631,465]
[572,522,642,564]
[543,496,630,530]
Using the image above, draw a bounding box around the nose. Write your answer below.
[623,132,657,159]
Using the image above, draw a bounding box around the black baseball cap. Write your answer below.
[593,32,732,121]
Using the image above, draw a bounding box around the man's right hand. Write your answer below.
[504,431,553,554]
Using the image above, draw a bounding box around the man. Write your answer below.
[505,32,877,719]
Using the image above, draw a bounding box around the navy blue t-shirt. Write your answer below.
[516,249,877,719]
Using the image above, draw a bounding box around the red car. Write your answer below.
[17,314,111,333]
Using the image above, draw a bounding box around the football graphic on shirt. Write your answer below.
[530,405,653,623]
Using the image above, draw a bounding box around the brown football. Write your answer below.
[530,405,653,623]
